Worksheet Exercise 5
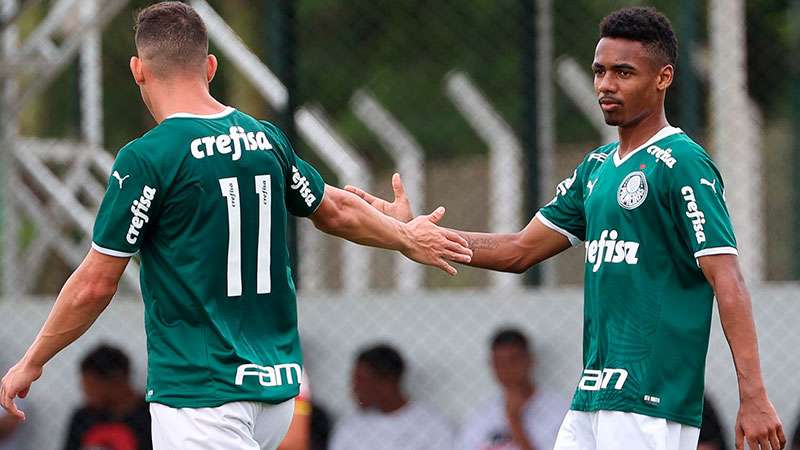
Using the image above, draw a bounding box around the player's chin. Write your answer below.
[602,113,624,127]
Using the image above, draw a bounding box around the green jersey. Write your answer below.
[537,126,736,427]
[92,108,325,408]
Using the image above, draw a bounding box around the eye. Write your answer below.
[618,70,632,79]
[593,67,605,76]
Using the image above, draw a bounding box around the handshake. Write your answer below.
[343,173,474,276]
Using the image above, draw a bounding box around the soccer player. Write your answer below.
[0,2,472,449]
[345,7,785,450]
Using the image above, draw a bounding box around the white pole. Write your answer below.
[2,0,18,296]
[351,90,424,292]
[444,71,522,291]
[709,0,763,282]
[295,106,372,294]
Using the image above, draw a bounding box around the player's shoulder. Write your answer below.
[653,129,713,166]
[581,142,617,166]
[117,122,186,164]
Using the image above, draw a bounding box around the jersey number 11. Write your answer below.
[219,175,271,297]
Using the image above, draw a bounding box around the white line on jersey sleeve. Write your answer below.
[694,246,738,258]
[534,211,581,247]
[91,242,138,258]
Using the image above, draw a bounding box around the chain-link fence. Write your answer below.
[0,0,798,449]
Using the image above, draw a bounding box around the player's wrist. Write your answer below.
[738,382,767,402]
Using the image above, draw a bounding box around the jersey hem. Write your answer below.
[694,246,738,258]
[147,392,298,409]
[535,211,581,246]
[569,404,701,428]
[91,242,137,258]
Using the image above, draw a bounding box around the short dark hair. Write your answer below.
[356,344,405,380]
[134,1,208,76]
[599,7,678,67]
[80,344,131,379]
[491,328,530,352]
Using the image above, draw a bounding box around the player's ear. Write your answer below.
[656,64,674,92]
[206,54,218,83]
[130,56,145,85]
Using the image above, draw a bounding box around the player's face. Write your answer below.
[592,38,672,127]
[491,344,532,389]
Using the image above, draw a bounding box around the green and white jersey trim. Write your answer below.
[535,211,581,246]
[694,246,738,258]
[611,126,683,167]
[91,242,137,258]
[165,106,236,120]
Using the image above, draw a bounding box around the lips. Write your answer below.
[599,98,622,111]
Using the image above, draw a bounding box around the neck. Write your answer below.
[109,385,140,417]
[616,109,669,157]
[508,381,535,399]
[148,78,227,123]
[376,393,408,414]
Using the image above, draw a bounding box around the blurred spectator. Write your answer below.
[456,328,567,450]
[309,400,332,450]
[698,396,729,450]
[63,344,151,450]
[0,407,23,450]
[790,413,800,450]
[279,372,312,450]
[330,344,453,450]
[278,371,333,450]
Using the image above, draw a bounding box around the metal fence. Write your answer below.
[0,0,798,449]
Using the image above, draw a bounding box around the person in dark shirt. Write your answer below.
[698,396,729,450]
[63,344,151,450]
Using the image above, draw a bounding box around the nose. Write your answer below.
[596,72,617,95]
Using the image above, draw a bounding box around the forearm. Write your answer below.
[711,266,766,399]
[453,231,528,273]
[717,288,765,398]
[313,187,409,251]
[21,270,115,369]
[454,217,571,273]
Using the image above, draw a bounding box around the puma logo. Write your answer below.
[587,179,597,196]
[700,178,717,194]
[112,171,130,189]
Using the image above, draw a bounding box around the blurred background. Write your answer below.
[0,0,798,449]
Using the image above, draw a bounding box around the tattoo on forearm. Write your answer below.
[462,233,499,251]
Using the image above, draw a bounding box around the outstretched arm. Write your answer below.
[699,254,785,450]
[346,174,574,273]
[0,250,128,420]
[310,185,472,275]
[452,217,572,273]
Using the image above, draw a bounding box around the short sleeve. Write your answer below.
[260,121,325,217]
[92,146,162,257]
[667,152,737,259]
[536,162,587,245]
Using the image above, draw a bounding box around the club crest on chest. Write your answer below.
[617,171,648,210]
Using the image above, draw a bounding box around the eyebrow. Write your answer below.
[592,62,637,72]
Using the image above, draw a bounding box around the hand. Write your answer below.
[401,207,471,275]
[0,360,42,421]
[345,173,414,223]
[736,393,785,450]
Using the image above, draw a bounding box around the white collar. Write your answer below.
[612,125,683,167]
[165,106,235,120]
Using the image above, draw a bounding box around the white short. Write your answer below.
[150,399,295,450]
[553,410,700,450]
